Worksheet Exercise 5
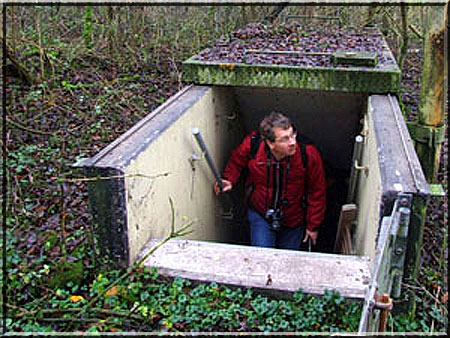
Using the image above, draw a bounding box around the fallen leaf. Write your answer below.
[105,285,120,297]
[35,205,47,212]
[70,295,84,302]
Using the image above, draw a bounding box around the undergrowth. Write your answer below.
[4,262,362,333]
[3,5,447,334]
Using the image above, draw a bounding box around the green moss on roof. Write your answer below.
[183,59,400,93]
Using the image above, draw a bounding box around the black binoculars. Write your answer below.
[265,208,283,231]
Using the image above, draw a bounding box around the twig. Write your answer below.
[11,306,145,321]
[409,23,423,40]
[73,198,194,319]
[23,109,45,123]
[6,117,54,136]
[13,174,23,201]
[59,130,68,259]
[35,317,105,323]
[6,303,28,313]
[382,8,402,37]
[60,172,170,183]
[402,282,448,314]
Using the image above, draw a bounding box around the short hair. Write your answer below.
[259,112,292,142]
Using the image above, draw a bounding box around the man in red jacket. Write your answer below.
[215,112,326,250]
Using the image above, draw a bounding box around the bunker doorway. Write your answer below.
[196,85,363,255]
[78,84,428,303]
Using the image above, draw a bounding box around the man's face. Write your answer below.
[267,126,297,160]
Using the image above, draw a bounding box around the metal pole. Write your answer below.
[347,135,364,203]
[192,127,224,191]
[192,128,234,220]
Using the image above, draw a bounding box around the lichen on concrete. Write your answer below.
[183,59,400,93]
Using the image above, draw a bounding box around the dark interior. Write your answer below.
[220,86,367,253]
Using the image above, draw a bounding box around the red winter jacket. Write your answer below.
[222,132,326,231]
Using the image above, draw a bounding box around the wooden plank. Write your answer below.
[138,239,372,299]
[334,204,358,254]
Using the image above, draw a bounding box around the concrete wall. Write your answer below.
[84,84,399,266]
[124,86,242,263]
[354,101,382,260]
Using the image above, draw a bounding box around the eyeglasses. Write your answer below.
[275,132,297,144]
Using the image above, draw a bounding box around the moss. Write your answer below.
[183,60,400,93]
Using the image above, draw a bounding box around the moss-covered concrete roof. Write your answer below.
[182,23,401,93]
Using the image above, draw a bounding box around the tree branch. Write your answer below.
[402,282,448,314]
[6,117,54,136]
[262,4,289,24]
[60,172,170,183]
[382,8,402,37]
[1,37,35,85]
[10,305,145,321]
[409,23,424,40]
[73,198,193,319]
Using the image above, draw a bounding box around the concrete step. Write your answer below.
[138,239,372,299]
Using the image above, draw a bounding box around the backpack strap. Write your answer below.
[249,132,262,159]
[300,142,309,210]
[300,143,308,169]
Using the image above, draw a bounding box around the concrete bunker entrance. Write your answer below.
[78,22,435,327]
[82,84,378,299]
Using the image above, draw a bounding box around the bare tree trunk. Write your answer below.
[415,4,447,182]
[34,7,45,80]
[107,6,114,59]
[83,5,93,50]
[301,6,314,17]
[404,4,447,310]
[1,37,34,85]
[10,6,18,55]
[263,5,289,24]
[249,6,257,23]
[364,5,378,26]
[241,5,248,26]
[397,5,409,71]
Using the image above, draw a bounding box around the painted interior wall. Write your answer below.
[125,86,243,263]
[354,101,382,260]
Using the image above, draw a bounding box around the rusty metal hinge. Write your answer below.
[374,293,393,333]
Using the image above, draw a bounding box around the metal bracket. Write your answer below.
[407,122,446,148]
[354,160,369,176]
[389,194,412,298]
[189,153,202,170]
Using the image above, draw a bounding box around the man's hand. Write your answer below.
[303,229,318,246]
[214,179,232,195]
